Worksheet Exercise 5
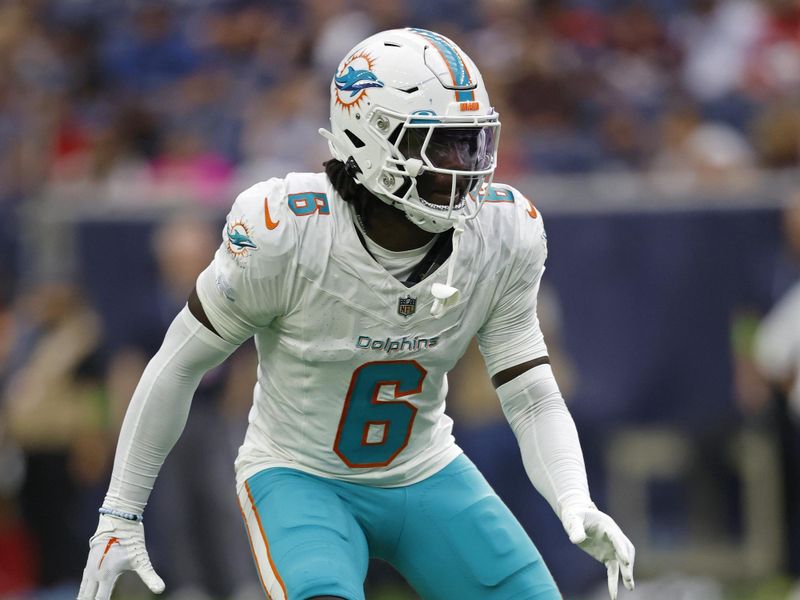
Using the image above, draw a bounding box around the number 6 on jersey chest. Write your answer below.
[333,360,427,468]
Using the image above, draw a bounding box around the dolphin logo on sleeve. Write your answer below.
[226,224,258,250]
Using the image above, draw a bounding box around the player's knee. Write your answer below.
[518,571,562,600]
[445,496,542,586]
[285,554,363,600]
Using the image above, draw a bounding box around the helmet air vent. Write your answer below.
[344,129,365,148]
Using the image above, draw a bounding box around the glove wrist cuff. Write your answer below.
[99,506,143,523]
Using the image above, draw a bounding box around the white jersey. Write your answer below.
[195,172,549,488]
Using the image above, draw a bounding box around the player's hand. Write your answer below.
[77,514,165,600]
[561,504,635,600]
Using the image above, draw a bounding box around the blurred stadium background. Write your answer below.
[0,0,798,599]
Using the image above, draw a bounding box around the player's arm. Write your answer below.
[79,183,284,600]
[493,360,634,599]
[78,296,241,600]
[477,205,634,600]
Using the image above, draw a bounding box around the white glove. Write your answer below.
[77,514,165,600]
[561,504,635,600]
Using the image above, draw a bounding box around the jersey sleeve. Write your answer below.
[477,190,549,377]
[196,179,294,345]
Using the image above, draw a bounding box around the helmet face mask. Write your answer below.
[394,121,497,201]
[321,28,501,233]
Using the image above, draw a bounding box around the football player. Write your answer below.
[78,28,634,600]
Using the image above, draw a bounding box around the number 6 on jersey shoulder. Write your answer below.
[334,360,427,468]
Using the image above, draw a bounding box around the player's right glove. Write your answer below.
[77,514,165,600]
[561,503,635,600]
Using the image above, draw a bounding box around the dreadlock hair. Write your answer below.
[324,158,373,226]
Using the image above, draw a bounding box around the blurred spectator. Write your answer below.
[0,286,35,597]
[597,109,650,171]
[670,0,767,103]
[238,70,328,188]
[755,192,800,418]
[1,282,108,594]
[48,104,156,191]
[149,125,235,206]
[743,0,800,98]
[0,449,35,597]
[681,122,756,183]
[99,5,199,93]
[752,99,800,168]
[309,0,377,79]
[599,4,673,112]
[756,279,800,416]
[649,116,757,194]
[748,190,800,579]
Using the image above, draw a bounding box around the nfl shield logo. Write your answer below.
[398,295,417,317]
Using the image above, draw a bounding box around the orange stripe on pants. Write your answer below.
[240,481,288,600]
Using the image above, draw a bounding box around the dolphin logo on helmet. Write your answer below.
[333,50,384,113]
[335,66,384,97]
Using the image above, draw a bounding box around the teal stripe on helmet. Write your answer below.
[456,90,474,102]
[409,28,475,101]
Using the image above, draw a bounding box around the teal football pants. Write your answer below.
[238,454,561,600]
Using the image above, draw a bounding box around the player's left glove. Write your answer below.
[561,504,635,600]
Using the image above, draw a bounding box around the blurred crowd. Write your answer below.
[0,0,798,215]
[0,1,799,599]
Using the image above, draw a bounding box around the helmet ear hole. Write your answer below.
[344,129,365,148]
[345,157,362,177]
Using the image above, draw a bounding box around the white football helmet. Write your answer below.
[320,28,501,233]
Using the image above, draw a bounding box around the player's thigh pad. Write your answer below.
[239,468,369,600]
[394,455,560,599]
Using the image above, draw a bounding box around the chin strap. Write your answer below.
[431,216,466,318]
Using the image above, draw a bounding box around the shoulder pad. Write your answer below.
[224,173,334,279]
[280,172,334,222]
[479,182,547,278]
[482,182,541,219]
[477,182,544,236]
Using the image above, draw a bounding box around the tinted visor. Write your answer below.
[399,126,496,172]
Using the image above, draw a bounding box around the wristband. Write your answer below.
[99,507,143,523]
